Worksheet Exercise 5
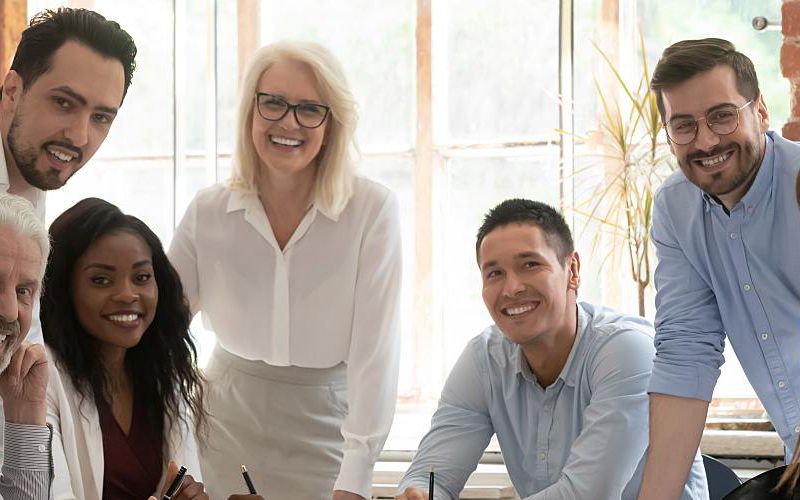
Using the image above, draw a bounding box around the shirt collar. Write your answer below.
[701,131,774,213]
[514,303,586,388]
[225,187,338,222]
[0,143,10,192]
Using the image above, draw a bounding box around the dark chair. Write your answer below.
[703,454,742,500]
[723,465,800,499]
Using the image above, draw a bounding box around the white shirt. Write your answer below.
[168,176,403,497]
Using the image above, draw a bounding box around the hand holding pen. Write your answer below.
[148,461,208,500]
[226,464,265,500]
[394,466,435,500]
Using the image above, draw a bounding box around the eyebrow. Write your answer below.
[480,251,543,270]
[667,102,739,122]
[18,278,39,291]
[82,260,152,272]
[259,92,324,105]
[52,86,119,116]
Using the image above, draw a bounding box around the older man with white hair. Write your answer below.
[0,192,51,499]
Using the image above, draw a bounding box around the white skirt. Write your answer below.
[200,346,347,500]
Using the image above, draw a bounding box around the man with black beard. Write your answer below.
[0,7,136,214]
[0,193,51,498]
[637,38,800,500]
[0,7,136,346]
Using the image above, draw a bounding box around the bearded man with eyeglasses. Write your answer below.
[637,38,800,500]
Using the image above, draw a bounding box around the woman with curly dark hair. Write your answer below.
[42,198,209,500]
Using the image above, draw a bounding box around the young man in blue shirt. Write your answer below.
[396,199,707,499]
[638,39,800,499]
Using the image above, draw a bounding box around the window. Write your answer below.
[28,0,780,448]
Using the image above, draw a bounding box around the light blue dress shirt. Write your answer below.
[398,302,708,499]
[649,132,800,452]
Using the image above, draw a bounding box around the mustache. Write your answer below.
[0,318,19,337]
[686,144,737,163]
[42,140,83,164]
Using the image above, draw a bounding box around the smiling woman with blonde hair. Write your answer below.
[169,40,402,500]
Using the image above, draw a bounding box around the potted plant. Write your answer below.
[566,35,675,316]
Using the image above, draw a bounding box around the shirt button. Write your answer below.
[37,444,46,453]
[539,452,546,461]
[730,232,738,240]
[778,380,786,389]
[743,283,752,291]
[761,332,769,341]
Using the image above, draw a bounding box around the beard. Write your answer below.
[680,138,762,198]
[0,318,21,375]
[6,112,82,191]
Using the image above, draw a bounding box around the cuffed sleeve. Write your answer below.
[333,192,403,497]
[0,422,52,499]
[397,341,494,500]
[648,193,725,401]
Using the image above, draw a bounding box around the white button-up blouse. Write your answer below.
[168,176,402,495]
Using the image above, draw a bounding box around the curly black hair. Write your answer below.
[42,198,206,440]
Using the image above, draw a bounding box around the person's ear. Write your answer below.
[1,71,23,112]
[567,251,580,292]
[755,93,769,133]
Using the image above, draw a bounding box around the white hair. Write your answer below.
[0,193,49,280]
[230,40,358,218]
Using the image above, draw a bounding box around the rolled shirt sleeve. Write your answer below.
[397,341,494,500]
[648,191,725,401]
[333,192,403,497]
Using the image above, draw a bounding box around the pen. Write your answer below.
[162,465,187,500]
[241,464,257,494]
[429,465,434,500]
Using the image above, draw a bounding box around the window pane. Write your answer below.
[215,0,415,153]
[45,158,174,243]
[440,146,560,369]
[359,158,416,397]
[638,0,788,129]
[438,0,560,143]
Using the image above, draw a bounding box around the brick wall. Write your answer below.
[783,0,800,139]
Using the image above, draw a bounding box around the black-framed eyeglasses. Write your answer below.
[665,100,753,146]
[254,92,330,129]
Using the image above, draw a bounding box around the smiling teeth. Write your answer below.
[505,304,534,316]
[46,147,74,162]
[108,314,138,322]
[271,136,302,146]
[700,152,731,167]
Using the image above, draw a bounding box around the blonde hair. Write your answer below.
[229,40,358,218]
[0,193,49,280]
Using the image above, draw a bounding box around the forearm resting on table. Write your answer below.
[638,393,708,500]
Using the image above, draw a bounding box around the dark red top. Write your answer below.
[97,395,163,500]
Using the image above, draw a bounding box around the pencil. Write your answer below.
[241,464,257,495]
[429,465,435,499]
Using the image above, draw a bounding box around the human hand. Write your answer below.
[0,342,48,425]
[395,487,429,499]
[333,490,365,500]
[159,460,208,500]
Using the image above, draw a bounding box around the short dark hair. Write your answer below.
[650,38,759,120]
[476,199,574,263]
[9,8,137,100]
[42,198,206,439]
